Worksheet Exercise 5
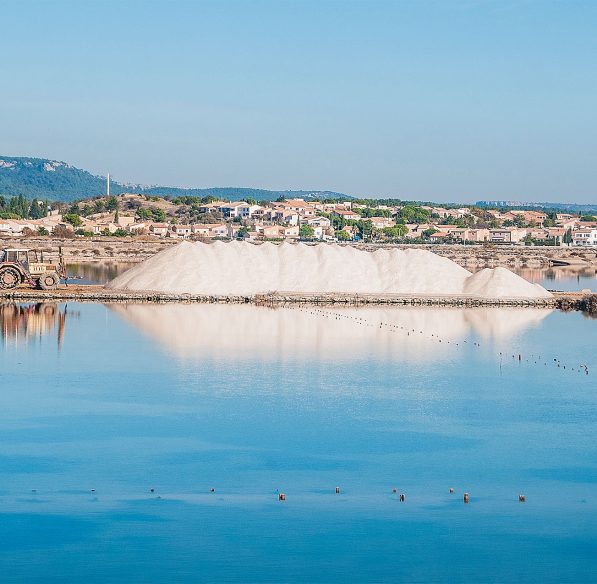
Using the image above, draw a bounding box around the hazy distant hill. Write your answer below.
[476,200,597,213]
[0,156,348,202]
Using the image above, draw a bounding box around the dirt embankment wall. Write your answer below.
[3,237,597,268]
[2,237,172,263]
[395,244,597,268]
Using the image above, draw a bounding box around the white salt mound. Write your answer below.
[107,241,552,299]
[463,267,551,298]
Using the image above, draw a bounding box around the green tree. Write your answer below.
[359,207,391,219]
[0,212,20,219]
[358,219,373,240]
[522,233,534,245]
[28,199,46,219]
[335,229,352,241]
[382,224,408,239]
[151,208,166,222]
[64,213,82,227]
[398,205,430,224]
[105,196,119,211]
[136,208,152,220]
[299,225,315,240]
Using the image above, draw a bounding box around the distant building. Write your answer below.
[216,201,263,219]
[429,232,449,242]
[303,216,331,229]
[444,228,489,242]
[275,199,316,217]
[172,225,192,238]
[488,228,528,244]
[191,223,227,238]
[369,217,395,229]
[573,229,597,246]
[116,215,136,228]
[149,223,170,237]
[128,222,147,234]
[332,208,360,221]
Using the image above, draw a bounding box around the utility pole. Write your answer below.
[107,173,110,198]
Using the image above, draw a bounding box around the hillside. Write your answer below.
[0,155,348,203]
[476,200,597,214]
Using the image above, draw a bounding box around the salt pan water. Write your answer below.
[0,302,595,583]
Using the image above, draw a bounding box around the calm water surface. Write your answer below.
[0,302,596,583]
[67,262,137,285]
[515,266,597,292]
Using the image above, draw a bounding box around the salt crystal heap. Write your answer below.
[107,240,552,299]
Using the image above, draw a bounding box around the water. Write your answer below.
[515,266,597,292]
[66,262,137,285]
[0,302,596,582]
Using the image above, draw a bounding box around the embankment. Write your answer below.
[3,236,597,268]
[1,285,596,316]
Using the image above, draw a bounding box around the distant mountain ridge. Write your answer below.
[476,200,597,213]
[0,155,349,202]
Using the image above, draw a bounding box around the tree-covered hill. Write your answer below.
[0,156,349,203]
[0,157,109,202]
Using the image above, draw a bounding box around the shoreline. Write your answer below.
[1,285,595,314]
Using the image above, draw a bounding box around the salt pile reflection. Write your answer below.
[109,303,553,362]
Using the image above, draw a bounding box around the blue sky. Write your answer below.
[0,0,595,202]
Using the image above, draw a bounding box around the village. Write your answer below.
[1,192,596,247]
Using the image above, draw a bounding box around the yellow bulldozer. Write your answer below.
[0,248,67,290]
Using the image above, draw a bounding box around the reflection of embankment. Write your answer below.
[109,304,553,362]
[67,262,137,285]
[0,303,72,346]
[515,266,597,286]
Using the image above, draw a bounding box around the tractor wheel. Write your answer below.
[0,267,21,290]
[38,272,60,290]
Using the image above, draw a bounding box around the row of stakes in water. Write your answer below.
[289,306,590,375]
[27,487,525,504]
[276,487,525,503]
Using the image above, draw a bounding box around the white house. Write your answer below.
[488,228,528,244]
[219,201,258,218]
[172,225,193,238]
[573,228,597,246]
[149,223,170,237]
